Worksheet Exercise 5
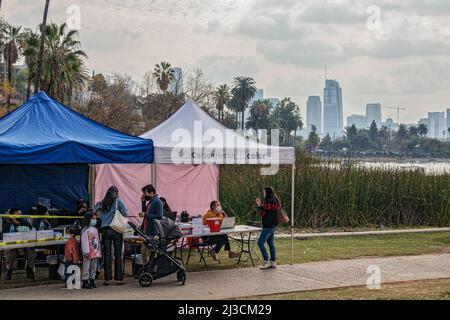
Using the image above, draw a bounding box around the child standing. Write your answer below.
[64,226,81,285]
[81,212,102,289]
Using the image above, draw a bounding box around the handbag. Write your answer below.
[57,262,66,280]
[277,202,290,225]
[109,199,129,234]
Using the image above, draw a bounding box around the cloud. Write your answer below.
[196,54,260,84]
[298,2,367,25]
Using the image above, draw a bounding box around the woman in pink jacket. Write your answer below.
[81,212,102,289]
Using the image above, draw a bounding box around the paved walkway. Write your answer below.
[276,227,450,238]
[1,253,449,300]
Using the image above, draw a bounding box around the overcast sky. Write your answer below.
[3,0,450,123]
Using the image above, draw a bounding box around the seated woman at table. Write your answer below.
[202,201,240,261]
[2,208,36,281]
[32,204,52,230]
[160,197,175,220]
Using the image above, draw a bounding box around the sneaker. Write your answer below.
[116,281,125,286]
[260,261,271,270]
[209,249,218,261]
[103,281,110,286]
[90,279,96,288]
[228,251,241,259]
[82,280,92,289]
[270,261,277,269]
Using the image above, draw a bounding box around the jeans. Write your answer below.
[203,235,231,253]
[82,258,98,281]
[257,227,276,262]
[102,227,124,281]
[4,248,36,271]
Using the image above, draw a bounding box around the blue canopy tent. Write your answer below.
[0,92,153,212]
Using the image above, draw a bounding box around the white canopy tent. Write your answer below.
[140,100,297,264]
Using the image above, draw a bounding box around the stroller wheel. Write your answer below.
[177,271,186,285]
[138,272,153,287]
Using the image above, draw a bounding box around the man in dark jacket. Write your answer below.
[2,208,36,281]
[138,185,163,264]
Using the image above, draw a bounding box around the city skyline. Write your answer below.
[4,0,450,125]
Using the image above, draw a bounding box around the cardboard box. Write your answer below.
[3,232,23,244]
[37,230,54,241]
[22,231,37,242]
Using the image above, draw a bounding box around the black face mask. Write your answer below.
[144,195,152,201]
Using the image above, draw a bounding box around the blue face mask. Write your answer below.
[90,219,97,227]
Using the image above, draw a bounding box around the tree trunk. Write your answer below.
[26,77,32,100]
[6,60,12,107]
[34,0,50,94]
[241,110,245,130]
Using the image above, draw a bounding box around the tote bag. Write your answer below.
[277,199,290,225]
[110,199,128,234]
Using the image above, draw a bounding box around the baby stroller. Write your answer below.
[129,218,187,287]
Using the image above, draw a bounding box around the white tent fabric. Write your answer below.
[139,100,295,164]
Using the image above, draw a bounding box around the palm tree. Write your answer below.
[40,23,88,102]
[3,25,24,107]
[221,110,237,130]
[21,29,39,99]
[153,61,174,92]
[245,99,271,141]
[0,17,8,90]
[34,0,50,94]
[270,97,303,146]
[418,123,428,139]
[231,76,257,130]
[213,84,231,121]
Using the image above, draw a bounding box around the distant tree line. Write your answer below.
[301,120,450,158]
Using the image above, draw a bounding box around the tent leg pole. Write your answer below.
[290,164,295,265]
[89,164,96,208]
[151,164,157,187]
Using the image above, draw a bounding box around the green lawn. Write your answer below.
[185,231,450,271]
[1,231,450,289]
[248,278,450,300]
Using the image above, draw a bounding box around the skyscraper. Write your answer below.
[428,112,446,139]
[447,108,450,136]
[366,103,382,128]
[306,96,322,134]
[323,79,343,138]
[347,114,366,129]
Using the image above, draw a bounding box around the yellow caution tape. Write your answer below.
[0,214,82,219]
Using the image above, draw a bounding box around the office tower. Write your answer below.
[323,79,343,138]
[447,109,450,139]
[347,114,366,129]
[366,103,382,128]
[428,112,446,139]
[306,96,322,134]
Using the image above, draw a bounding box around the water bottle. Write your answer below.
[39,220,45,230]
[9,225,15,233]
